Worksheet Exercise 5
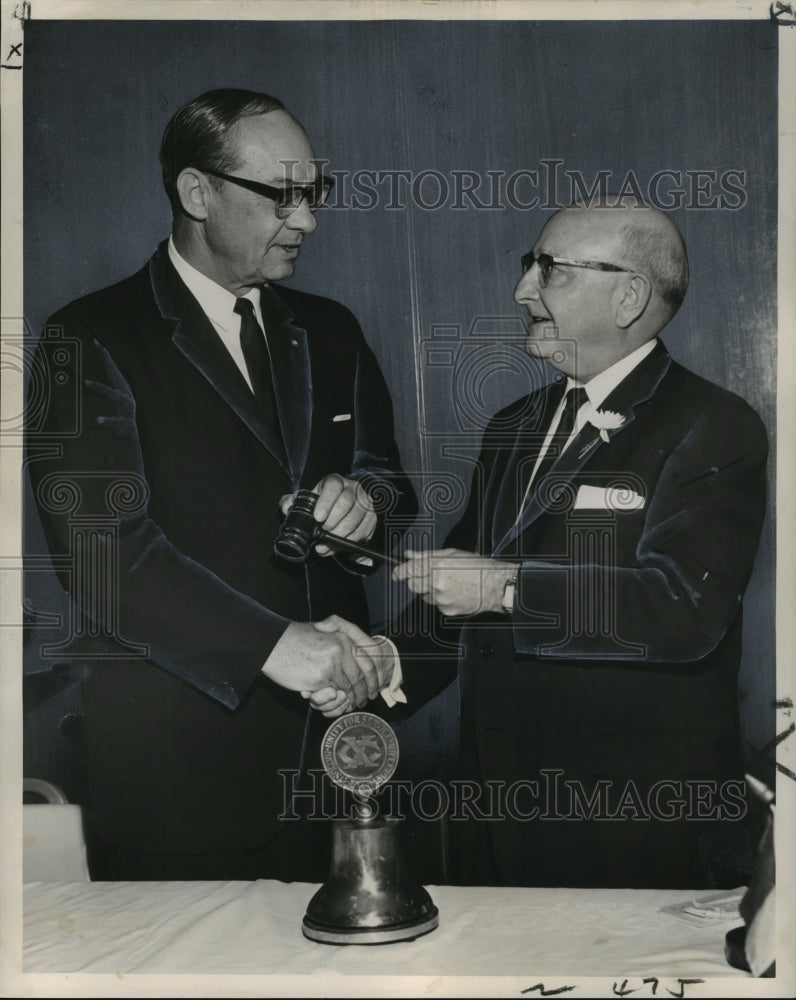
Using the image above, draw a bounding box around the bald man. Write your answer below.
[395,199,768,888]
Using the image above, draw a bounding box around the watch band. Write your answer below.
[501,573,517,613]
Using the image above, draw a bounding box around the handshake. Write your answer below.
[270,475,515,719]
[268,476,399,718]
[263,614,399,719]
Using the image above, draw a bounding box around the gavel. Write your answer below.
[274,489,402,568]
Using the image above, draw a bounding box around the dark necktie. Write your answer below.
[235,297,279,427]
[529,384,589,494]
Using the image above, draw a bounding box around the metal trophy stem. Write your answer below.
[302,713,439,945]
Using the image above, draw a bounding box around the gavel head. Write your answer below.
[274,489,322,563]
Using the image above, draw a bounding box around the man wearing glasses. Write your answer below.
[394,198,768,888]
[28,89,416,880]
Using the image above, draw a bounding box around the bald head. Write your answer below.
[554,197,689,321]
[516,197,690,379]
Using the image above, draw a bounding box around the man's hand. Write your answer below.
[393,548,517,617]
[300,616,399,718]
[263,618,381,708]
[280,474,377,556]
[301,685,352,719]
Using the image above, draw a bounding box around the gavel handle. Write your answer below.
[315,527,402,568]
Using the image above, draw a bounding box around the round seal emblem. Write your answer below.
[321,712,399,797]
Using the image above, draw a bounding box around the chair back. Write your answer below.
[23,778,90,882]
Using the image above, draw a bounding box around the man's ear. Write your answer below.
[615,273,653,329]
[175,167,211,221]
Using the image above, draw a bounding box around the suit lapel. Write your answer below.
[149,245,299,477]
[489,379,566,549]
[259,284,313,482]
[493,343,672,556]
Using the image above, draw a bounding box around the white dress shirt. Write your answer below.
[519,339,658,513]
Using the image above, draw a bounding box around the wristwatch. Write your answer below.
[501,570,518,613]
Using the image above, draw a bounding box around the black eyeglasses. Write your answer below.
[520,251,633,287]
[200,168,334,219]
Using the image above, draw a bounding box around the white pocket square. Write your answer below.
[333,413,352,422]
[574,484,645,511]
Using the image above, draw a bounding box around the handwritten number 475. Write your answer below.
[520,979,705,998]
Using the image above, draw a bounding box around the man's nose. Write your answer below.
[285,198,318,234]
[514,266,541,304]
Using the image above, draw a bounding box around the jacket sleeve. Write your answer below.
[510,406,768,663]
[27,312,291,712]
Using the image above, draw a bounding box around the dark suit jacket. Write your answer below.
[27,242,416,862]
[414,341,768,887]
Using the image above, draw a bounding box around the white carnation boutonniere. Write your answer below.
[587,408,625,443]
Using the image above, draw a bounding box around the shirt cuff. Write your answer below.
[373,635,407,707]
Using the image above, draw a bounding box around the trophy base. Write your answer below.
[302,908,439,945]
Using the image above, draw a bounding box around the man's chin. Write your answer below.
[524,337,559,359]
[262,261,296,283]
[525,337,577,375]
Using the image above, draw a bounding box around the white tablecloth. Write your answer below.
[22,879,748,984]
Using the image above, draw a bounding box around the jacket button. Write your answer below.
[479,644,494,658]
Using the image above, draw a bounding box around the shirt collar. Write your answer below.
[567,339,658,410]
[168,237,262,329]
